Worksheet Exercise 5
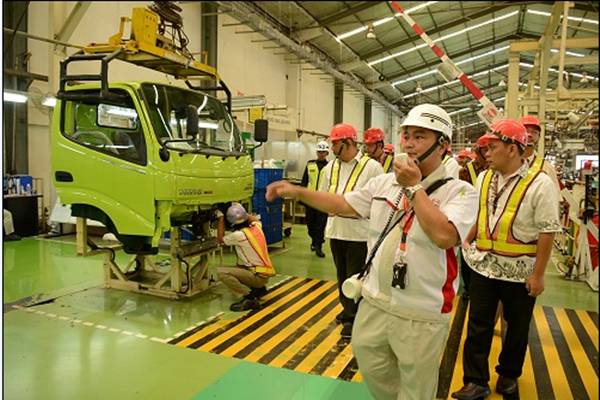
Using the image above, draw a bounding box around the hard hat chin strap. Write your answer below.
[417,135,446,163]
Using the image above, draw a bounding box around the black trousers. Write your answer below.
[459,248,471,296]
[305,206,327,248]
[329,239,368,323]
[462,270,536,386]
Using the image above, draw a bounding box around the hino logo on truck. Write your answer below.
[179,188,213,196]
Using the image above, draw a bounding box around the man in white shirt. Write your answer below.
[452,119,561,400]
[443,149,461,179]
[317,123,383,338]
[266,104,478,399]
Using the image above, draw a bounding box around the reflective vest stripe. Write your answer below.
[467,162,477,186]
[242,225,275,277]
[476,157,544,256]
[329,155,371,194]
[383,155,394,173]
[307,162,324,191]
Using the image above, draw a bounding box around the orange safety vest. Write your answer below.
[476,157,544,257]
[241,224,276,277]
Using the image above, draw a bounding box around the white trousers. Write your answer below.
[351,299,450,400]
[4,209,15,235]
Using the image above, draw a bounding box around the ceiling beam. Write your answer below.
[360,3,513,61]
[317,2,380,27]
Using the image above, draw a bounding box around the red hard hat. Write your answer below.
[364,128,385,144]
[476,132,495,148]
[457,149,471,159]
[383,143,395,154]
[489,119,528,147]
[330,123,357,141]
[520,115,541,130]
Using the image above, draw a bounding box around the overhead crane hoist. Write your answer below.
[390,1,503,127]
[52,2,267,299]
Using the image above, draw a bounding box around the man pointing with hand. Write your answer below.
[267,104,478,400]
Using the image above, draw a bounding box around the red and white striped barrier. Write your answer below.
[390,1,503,127]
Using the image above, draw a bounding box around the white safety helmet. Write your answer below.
[226,202,248,225]
[400,104,453,141]
[316,140,330,153]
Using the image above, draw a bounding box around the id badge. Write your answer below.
[391,262,407,289]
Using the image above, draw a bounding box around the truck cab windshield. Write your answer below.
[141,83,242,153]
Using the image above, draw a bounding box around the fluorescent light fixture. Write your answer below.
[550,48,585,58]
[462,121,486,128]
[448,107,471,116]
[42,96,57,107]
[198,121,219,130]
[369,10,518,66]
[403,64,509,99]
[527,9,598,25]
[392,46,509,86]
[336,1,438,42]
[3,91,28,103]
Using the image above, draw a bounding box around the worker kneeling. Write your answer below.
[216,203,276,311]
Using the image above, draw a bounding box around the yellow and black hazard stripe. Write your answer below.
[169,277,599,398]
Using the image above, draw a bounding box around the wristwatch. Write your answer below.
[405,183,423,203]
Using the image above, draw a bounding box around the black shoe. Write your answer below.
[250,286,268,298]
[315,247,325,258]
[230,297,261,312]
[495,376,518,395]
[310,244,316,251]
[451,382,491,400]
[5,233,21,241]
[340,322,353,338]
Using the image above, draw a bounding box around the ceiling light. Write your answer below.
[336,1,438,41]
[527,9,598,25]
[366,23,376,40]
[3,90,28,103]
[369,10,518,66]
[498,79,506,87]
[415,82,423,93]
[392,45,509,87]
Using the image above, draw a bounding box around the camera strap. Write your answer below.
[358,177,453,279]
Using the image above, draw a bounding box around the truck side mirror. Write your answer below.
[254,119,268,142]
[186,105,199,136]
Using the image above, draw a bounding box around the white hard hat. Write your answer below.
[226,203,248,225]
[400,104,453,141]
[316,141,330,152]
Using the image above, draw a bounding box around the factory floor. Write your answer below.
[3,225,598,400]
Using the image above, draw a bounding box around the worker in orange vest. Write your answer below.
[216,203,276,311]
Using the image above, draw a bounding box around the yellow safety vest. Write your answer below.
[242,224,276,277]
[467,162,478,186]
[328,155,371,194]
[307,161,325,191]
[476,157,544,257]
[382,154,394,173]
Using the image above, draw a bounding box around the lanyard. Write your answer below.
[490,173,520,214]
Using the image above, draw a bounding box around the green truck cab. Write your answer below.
[52,78,262,254]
